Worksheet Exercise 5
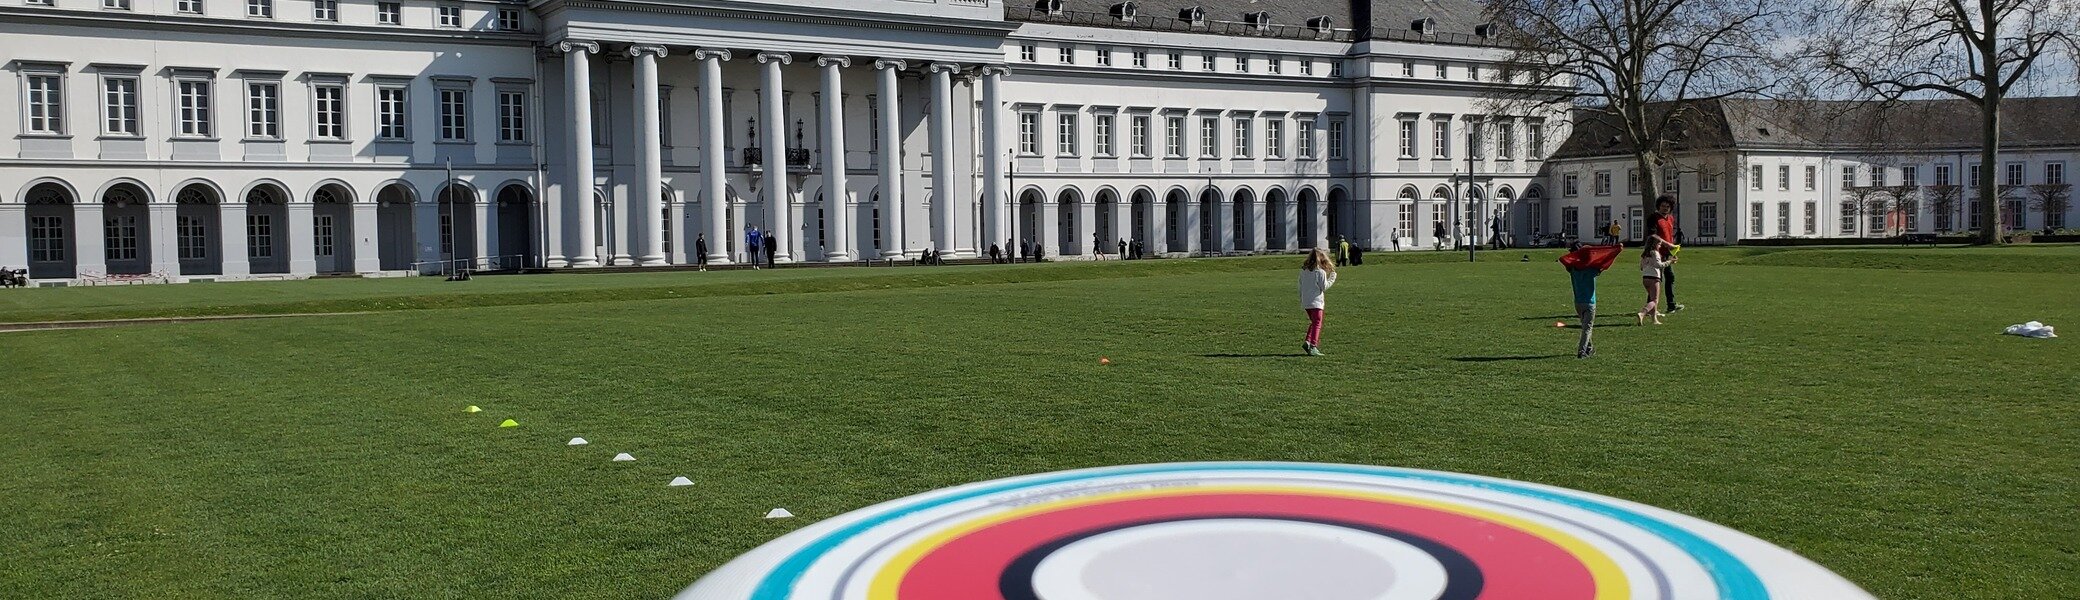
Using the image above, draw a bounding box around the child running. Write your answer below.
[1637,245,1676,325]
[1559,242,1623,358]
[1299,248,1339,356]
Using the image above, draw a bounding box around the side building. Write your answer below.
[1541,98,2080,245]
[1,0,1562,284]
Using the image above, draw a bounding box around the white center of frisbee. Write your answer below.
[1027,518,1449,600]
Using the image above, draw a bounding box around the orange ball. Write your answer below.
[1554,321,1567,328]
[1099,357,1112,365]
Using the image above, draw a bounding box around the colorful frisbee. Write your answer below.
[675,462,1873,600]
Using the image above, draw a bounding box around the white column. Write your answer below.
[1111,199,1130,255]
[1037,197,1058,259]
[286,201,316,275]
[874,59,905,258]
[413,199,440,273]
[1248,197,1268,252]
[559,40,600,267]
[1075,199,1096,256]
[817,55,853,262]
[1182,195,1202,254]
[1282,197,1300,251]
[757,51,794,263]
[695,48,732,265]
[75,202,107,279]
[927,62,958,256]
[980,66,1010,251]
[351,202,380,272]
[474,198,497,269]
[0,205,23,271]
[149,202,180,275]
[219,201,251,276]
[631,45,669,266]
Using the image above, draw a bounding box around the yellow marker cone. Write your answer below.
[499,419,518,428]
[465,405,482,413]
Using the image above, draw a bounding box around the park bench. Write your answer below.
[1903,233,1939,247]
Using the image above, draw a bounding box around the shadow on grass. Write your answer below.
[1200,353,1303,359]
[1449,354,1571,362]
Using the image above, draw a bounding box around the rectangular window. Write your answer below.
[312,84,345,140]
[1700,172,1718,192]
[1804,202,1817,235]
[1935,164,1952,186]
[1777,165,1790,191]
[1563,173,1579,197]
[102,76,139,136]
[1469,122,1485,159]
[1969,164,1981,188]
[1297,118,1315,159]
[1094,114,1114,156]
[1167,52,1181,70]
[497,7,520,30]
[1200,117,1218,158]
[1131,115,1149,157]
[105,215,139,261]
[1841,165,1855,189]
[1059,44,1075,64]
[1020,44,1036,63]
[1327,120,1345,160]
[1903,200,1919,231]
[1165,115,1184,157]
[104,0,130,10]
[2006,163,2025,186]
[1903,166,1919,186]
[1594,206,1612,233]
[1662,167,1678,193]
[1401,62,1415,77]
[378,2,401,24]
[1017,112,1038,155]
[177,0,201,12]
[1628,169,1640,194]
[1497,122,1515,160]
[30,216,66,263]
[1268,57,1280,75]
[1431,120,1449,159]
[1562,207,1580,237]
[177,216,207,260]
[1131,50,1147,68]
[1840,202,1856,234]
[1594,171,1612,196]
[439,88,469,141]
[1300,60,1314,76]
[1232,118,1250,158]
[1528,124,1544,157]
[1203,53,1217,72]
[246,81,279,139]
[1096,47,1111,67]
[246,213,273,259]
[1236,55,1249,73]
[1057,112,1077,156]
[1698,203,1718,236]
[246,0,271,18]
[312,0,336,20]
[2047,162,2066,185]
[1399,203,1416,236]
[376,85,408,140]
[1435,62,1448,79]
[1777,201,1791,235]
[497,90,526,142]
[1869,207,1885,233]
[1804,165,1817,190]
[1870,167,1887,186]
[1393,120,1415,158]
[314,215,335,257]
[24,73,64,135]
[1750,203,1764,236]
[1751,165,1764,191]
[438,4,461,27]
[439,213,453,254]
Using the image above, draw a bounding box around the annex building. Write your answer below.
[1,0,1559,283]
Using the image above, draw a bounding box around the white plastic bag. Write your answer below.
[2002,321,2057,338]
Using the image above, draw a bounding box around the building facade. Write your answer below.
[2,0,1556,284]
[1541,98,2080,245]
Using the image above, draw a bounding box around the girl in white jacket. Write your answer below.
[1637,249,1675,325]
[1299,248,1339,356]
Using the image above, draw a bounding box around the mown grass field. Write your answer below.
[2,246,2075,599]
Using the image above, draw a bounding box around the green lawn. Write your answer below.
[2,247,2075,599]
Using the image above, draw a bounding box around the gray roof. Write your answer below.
[1005,0,1495,46]
[1551,97,2080,160]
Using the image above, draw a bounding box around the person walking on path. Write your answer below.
[764,234,778,267]
[1336,236,1351,266]
[1019,240,1031,264]
[1433,221,1448,250]
[1606,220,1622,245]
[1391,229,1401,252]
[694,234,710,270]
[746,227,763,268]
[1034,243,1045,262]
[1119,238,1128,258]
[988,243,1002,264]
[1298,248,1339,356]
[1646,196,1683,313]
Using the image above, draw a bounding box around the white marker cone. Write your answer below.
[764,508,794,519]
[612,453,635,462]
[567,437,589,446]
[668,476,694,487]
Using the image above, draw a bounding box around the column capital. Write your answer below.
[873,58,908,71]
[755,51,793,65]
[816,55,851,68]
[554,40,600,54]
[693,48,732,61]
[627,44,669,59]
[927,62,962,74]
[979,65,1012,77]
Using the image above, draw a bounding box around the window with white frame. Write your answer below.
[1396,119,1416,158]
[105,214,139,260]
[1268,57,1280,74]
[1628,169,1639,194]
[104,0,130,10]
[176,77,213,137]
[177,216,207,260]
[1020,44,1036,62]
[1167,52,1182,70]
[1839,201,1856,234]
[246,80,280,139]
[1497,122,1515,160]
[1868,205,1885,233]
[1903,199,1918,231]
[1527,123,1544,157]
[1968,164,1980,188]
[1751,164,1764,190]
[1430,120,1449,159]
[247,213,273,258]
[1131,115,1149,156]
[102,75,139,136]
[1297,118,1315,158]
[1802,165,1815,190]
[313,0,336,20]
[1017,111,1038,154]
[1059,44,1075,64]
[1165,115,1184,157]
[1749,202,1764,236]
[2047,162,2065,185]
[23,71,64,135]
[1662,167,1678,193]
[438,87,470,141]
[1399,202,1416,235]
[867,96,880,150]
[497,8,520,30]
[1562,206,1579,236]
[1841,165,1855,189]
[1402,62,1415,77]
[1056,112,1077,156]
[1236,55,1249,73]
[1096,47,1112,66]
[1469,121,1485,159]
[313,83,345,140]
[1300,60,1313,76]
[378,2,401,24]
[1903,165,1919,185]
[1776,165,1789,190]
[246,0,271,18]
[1327,119,1345,159]
[1094,114,1114,156]
[376,85,408,140]
[438,4,461,27]
[314,213,334,257]
[1232,118,1251,158]
[30,216,65,263]
[1871,166,1887,186]
[2006,162,2025,186]
[1594,206,1612,232]
[1935,164,1952,186]
[177,0,201,11]
[1804,202,1817,235]
[1202,53,1218,72]
[1699,172,1718,192]
[1435,62,1448,79]
[1131,50,1147,68]
[1563,173,1579,197]
[1698,202,1718,236]
[1776,201,1790,235]
[1594,171,1611,196]
[1200,117,1218,158]
[497,90,526,142]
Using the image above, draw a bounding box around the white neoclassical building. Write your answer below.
[1,0,1560,284]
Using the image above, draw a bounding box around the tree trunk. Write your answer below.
[1977,95,2002,244]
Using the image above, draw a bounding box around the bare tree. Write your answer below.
[1812,0,2077,244]
[1859,187,1898,237]
[1885,185,1923,236]
[1485,0,1788,213]
[2028,183,2073,231]
[1924,184,1964,232]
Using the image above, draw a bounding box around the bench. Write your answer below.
[1903,233,1939,247]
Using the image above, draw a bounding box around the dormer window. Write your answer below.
[1111,1,1137,21]
[1474,23,1497,37]
[1245,11,1271,31]
[1307,16,1333,34]
[1036,0,1063,15]
[1411,18,1436,34]
[1179,6,1204,25]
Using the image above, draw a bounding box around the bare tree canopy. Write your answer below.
[1809,0,2078,243]
[1486,0,1792,212]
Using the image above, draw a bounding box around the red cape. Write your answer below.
[1559,245,1624,271]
